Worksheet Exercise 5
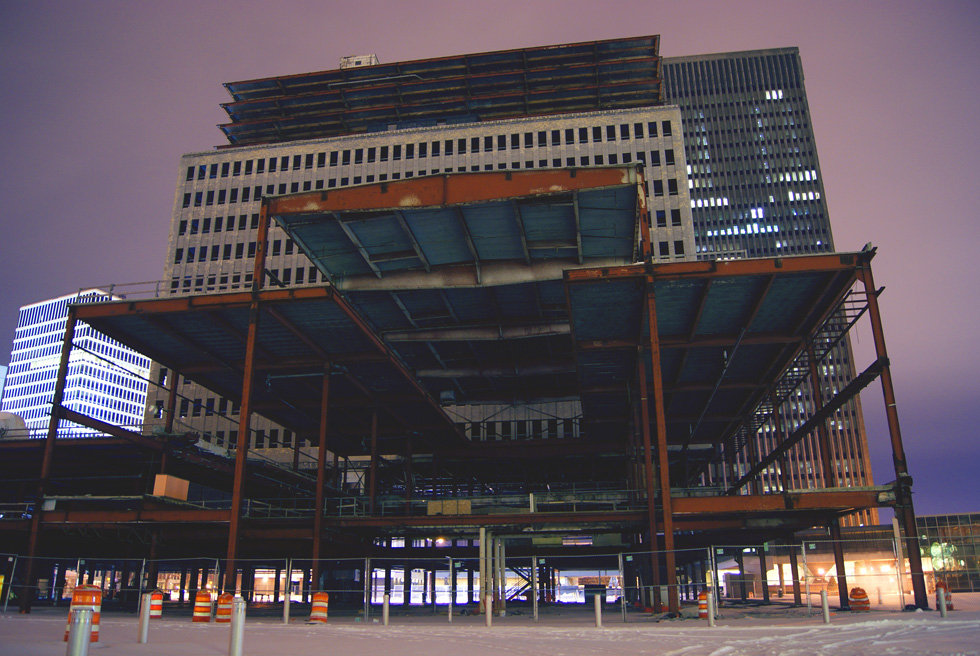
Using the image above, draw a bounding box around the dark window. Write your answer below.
[205,191,214,206]
[551,130,560,146]
[209,164,218,179]
[659,241,669,257]
[656,210,667,227]
[647,122,658,138]
[653,180,664,197]
[671,208,682,226]
[174,248,183,264]
[217,189,226,204]
[662,120,672,136]
[524,132,533,148]
[674,240,684,255]
[668,179,678,195]
[342,150,351,165]
[634,123,644,138]
[317,152,326,167]
[202,218,211,233]
[221,162,230,177]
[214,216,223,232]
[330,151,339,166]
[650,151,661,166]
[445,140,453,155]
[579,127,588,143]
[233,161,241,176]
[182,193,191,208]
[367,147,376,163]
[665,149,675,166]
[256,159,265,174]
[419,142,427,157]
[592,126,602,142]
[405,144,414,159]
[537,131,547,147]
[392,145,401,160]
[431,141,439,156]
[223,244,232,260]
[269,158,277,172]
[606,125,616,140]
[186,166,194,181]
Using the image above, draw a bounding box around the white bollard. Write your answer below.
[283,559,291,624]
[820,589,830,624]
[66,607,93,656]
[138,592,151,644]
[707,591,715,627]
[383,594,390,625]
[938,589,948,619]
[228,597,246,656]
[877,586,883,606]
[484,594,492,627]
[594,593,602,627]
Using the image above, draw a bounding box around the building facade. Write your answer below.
[663,50,876,522]
[1,291,150,434]
[146,38,695,457]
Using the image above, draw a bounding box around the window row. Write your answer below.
[185,120,676,182]
[181,150,680,209]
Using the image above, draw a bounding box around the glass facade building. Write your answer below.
[664,50,876,523]
[1,290,150,434]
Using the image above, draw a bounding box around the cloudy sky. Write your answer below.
[1,0,977,516]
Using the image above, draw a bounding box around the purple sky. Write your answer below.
[2,1,977,518]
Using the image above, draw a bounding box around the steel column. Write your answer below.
[20,306,77,613]
[635,356,662,600]
[311,366,330,589]
[858,266,928,609]
[368,407,379,514]
[224,301,261,589]
[806,342,849,609]
[646,283,679,614]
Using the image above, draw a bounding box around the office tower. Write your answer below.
[663,50,876,523]
[1,290,150,433]
[147,36,696,455]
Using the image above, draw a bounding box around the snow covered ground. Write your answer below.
[1,604,977,656]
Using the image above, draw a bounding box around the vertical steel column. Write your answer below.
[758,547,770,603]
[770,390,791,492]
[224,201,270,591]
[225,302,260,590]
[311,367,330,590]
[404,438,414,515]
[20,308,78,613]
[806,343,849,609]
[646,282,679,614]
[368,407,379,514]
[635,356,662,602]
[159,367,180,478]
[858,266,928,609]
[788,542,803,606]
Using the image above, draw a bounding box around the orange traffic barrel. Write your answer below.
[64,585,102,643]
[215,593,235,623]
[848,587,870,611]
[192,590,212,622]
[935,580,954,611]
[698,591,708,619]
[149,589,164,619]
[309,592,329,623]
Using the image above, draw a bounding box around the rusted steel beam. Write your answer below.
[384,321,570,342]
[21,308,77,613]
[646,283,679,613]
[265,167,638,215]
[564,251,872,285]
[311,366,330,588]
[636,354,662,598]
[671,489,883,514]
[225,301,261,590]
[39,508,231,524]
[57,407,164,452]
[857,263,928,609]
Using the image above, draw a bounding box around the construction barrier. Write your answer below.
[149,589,164,619]
[848,587,870,611]
[215,593,234,623]
[64,585,102,643]
[309,592,329,623]
[192,590,212,623]
[698,591,708,619]
[935,580,954,611]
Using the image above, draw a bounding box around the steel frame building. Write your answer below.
[3,168,928,614]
